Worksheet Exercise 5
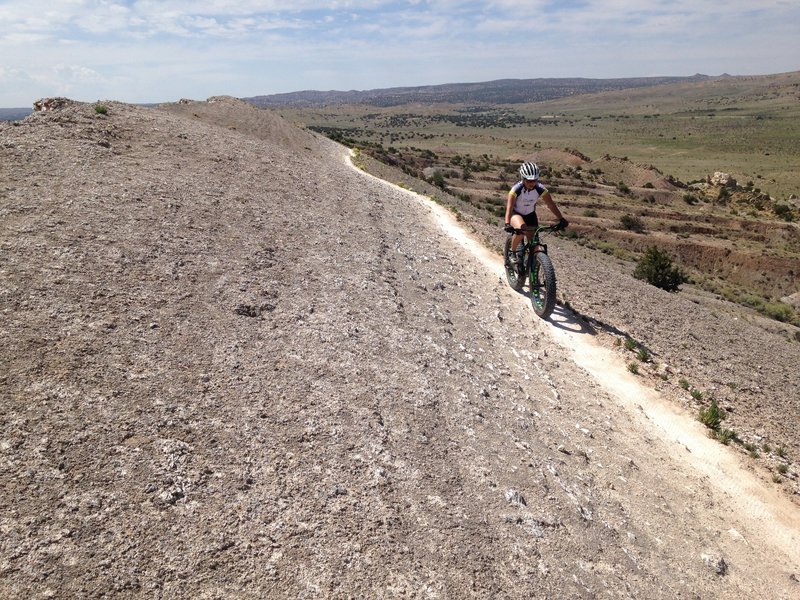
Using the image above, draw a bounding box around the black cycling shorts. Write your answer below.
[514,211,539,228]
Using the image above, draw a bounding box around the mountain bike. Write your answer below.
[503,224,559,319]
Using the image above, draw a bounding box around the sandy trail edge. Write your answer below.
[347,149,800,568]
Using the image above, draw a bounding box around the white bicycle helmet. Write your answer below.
[519,161,540,181]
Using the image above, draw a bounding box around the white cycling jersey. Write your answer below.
[510,180,547,215]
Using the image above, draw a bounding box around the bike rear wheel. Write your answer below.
[503,236,525,291]
[530,252,557,318]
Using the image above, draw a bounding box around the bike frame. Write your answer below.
[510,225,555,272]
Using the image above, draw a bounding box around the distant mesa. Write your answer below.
[244,75,716,108]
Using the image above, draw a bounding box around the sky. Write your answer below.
[1,0,799,107]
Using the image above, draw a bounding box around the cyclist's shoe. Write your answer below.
[508,250,520,264]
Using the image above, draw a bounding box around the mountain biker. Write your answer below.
[504,161,568,263]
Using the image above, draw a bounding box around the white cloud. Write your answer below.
[0,0,798,106]
[73,3,133,34]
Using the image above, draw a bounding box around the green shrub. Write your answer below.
[431,170,447,190]
[761,301,795,323]
[561,228,580,240]
[698,400,724,430]
[95,104,108,115]
[583,208,598,217]
[744,442,759,459]
[714,429,736,445]
[620,214,644,232]
[773,204,794,221]
[633,246,687,292]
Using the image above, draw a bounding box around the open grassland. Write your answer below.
[278,72,800,199]
[520,73,800,198]
[275,73,800,330]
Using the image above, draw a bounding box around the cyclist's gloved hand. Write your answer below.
[503,223,515,233]
[554,217,569,232]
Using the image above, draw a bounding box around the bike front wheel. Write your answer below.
[530,252,557,319]
[503,236,525,292]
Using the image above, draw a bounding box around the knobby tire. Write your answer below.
[530,252,557,319]
[503,235,525,292]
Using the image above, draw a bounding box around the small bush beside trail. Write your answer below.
[698,399,724,430]
[634,246,687,292]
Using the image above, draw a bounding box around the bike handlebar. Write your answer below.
[508,224,560,235]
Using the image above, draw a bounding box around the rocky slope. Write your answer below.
[1,97,799,598]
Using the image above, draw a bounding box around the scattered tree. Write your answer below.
[634,246,687,292]
[773,203,794,222]
[620,214,645,232]
[431,170,447,190]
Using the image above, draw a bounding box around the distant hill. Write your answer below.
[0,108,33,121]
[245,75,713,107]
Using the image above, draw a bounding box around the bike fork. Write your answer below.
[528,252,541,289]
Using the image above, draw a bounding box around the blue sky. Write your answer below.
[1,0,798,107]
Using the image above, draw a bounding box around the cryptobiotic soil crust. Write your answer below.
[1,97,799,598]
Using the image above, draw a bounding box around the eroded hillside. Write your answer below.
[277,72,800,324]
